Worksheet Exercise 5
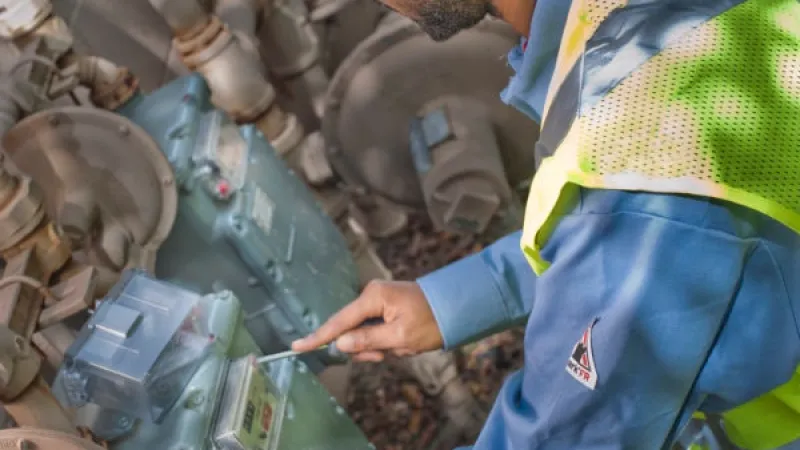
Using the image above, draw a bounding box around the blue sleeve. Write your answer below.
[416,231,536,350]
[467,189,798,450]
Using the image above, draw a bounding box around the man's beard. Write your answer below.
[415,0,496,41]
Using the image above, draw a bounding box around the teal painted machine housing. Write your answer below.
[118,74,359,368]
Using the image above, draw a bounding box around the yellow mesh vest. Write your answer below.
[522,0,800,274]
[521,0,800,448]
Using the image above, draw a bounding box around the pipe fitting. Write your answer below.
[5,10,140,111]
[174,16,276,123]
[0,174,46,252]
[269,111,305,157]
[410,96,518,235]
[60,53,140,110]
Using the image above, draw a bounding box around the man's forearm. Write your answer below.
[416,230,536,349]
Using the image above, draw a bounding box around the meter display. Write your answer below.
[214,355,281,450]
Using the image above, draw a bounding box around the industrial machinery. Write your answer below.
[0,67,374,449]
[0,1,374,445]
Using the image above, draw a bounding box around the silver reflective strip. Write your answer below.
[537,0,747,163]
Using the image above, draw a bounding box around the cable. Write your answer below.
[0,275,58,305]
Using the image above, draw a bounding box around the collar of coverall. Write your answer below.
[499,0,572,124]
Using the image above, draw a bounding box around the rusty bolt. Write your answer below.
[13,336,24,353]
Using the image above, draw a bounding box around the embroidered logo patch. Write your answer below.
[566,318,599,390]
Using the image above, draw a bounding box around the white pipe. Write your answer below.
[148,0,211,34]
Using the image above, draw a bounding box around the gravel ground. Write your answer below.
[345,215,526,450]
[346,329,525,450]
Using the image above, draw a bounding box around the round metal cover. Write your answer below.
[2,106,177,267]
[323,16,540,206]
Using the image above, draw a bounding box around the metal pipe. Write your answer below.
[215,0,262,59]
[148,0,211,34]
[0,82,23,141]
[215,0,260,36]
[154,0,304,152]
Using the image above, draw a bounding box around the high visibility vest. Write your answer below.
[722,366,800,449]
[520,0,800,448]
[521,0,800,275]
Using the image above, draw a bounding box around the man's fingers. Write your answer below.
[335,323,404,353]
[352,351,385,362]
[292,294,382,352]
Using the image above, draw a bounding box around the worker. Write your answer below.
[293,0,800,448]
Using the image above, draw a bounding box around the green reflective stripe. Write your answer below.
[722,366,800,450]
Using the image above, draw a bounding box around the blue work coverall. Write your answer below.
[416,2,800,448]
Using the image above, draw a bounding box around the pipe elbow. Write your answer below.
[61,53,139,110]
[76,55,123,88]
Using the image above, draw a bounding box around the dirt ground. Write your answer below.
[345,215,526,450]
[346,329,525,450]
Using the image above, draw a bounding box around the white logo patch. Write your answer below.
[566,318,599,390]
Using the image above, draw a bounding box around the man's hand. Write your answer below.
[291,280,444,362]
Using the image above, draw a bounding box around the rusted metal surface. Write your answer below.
[32,323,76,369]
[1,222,71,280]
[0,173,46,254]
[0,249,45,339]
[3,376,77,435]
[87,68,140,111]
[0,325,41,401]
[38,265,96,327]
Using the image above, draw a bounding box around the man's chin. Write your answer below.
[417,22,463,41]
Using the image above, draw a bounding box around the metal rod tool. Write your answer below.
[255,344,330,364]
[255,318,384,364]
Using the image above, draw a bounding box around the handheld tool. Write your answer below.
[255,344,333,364]
[255,318,385,364]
